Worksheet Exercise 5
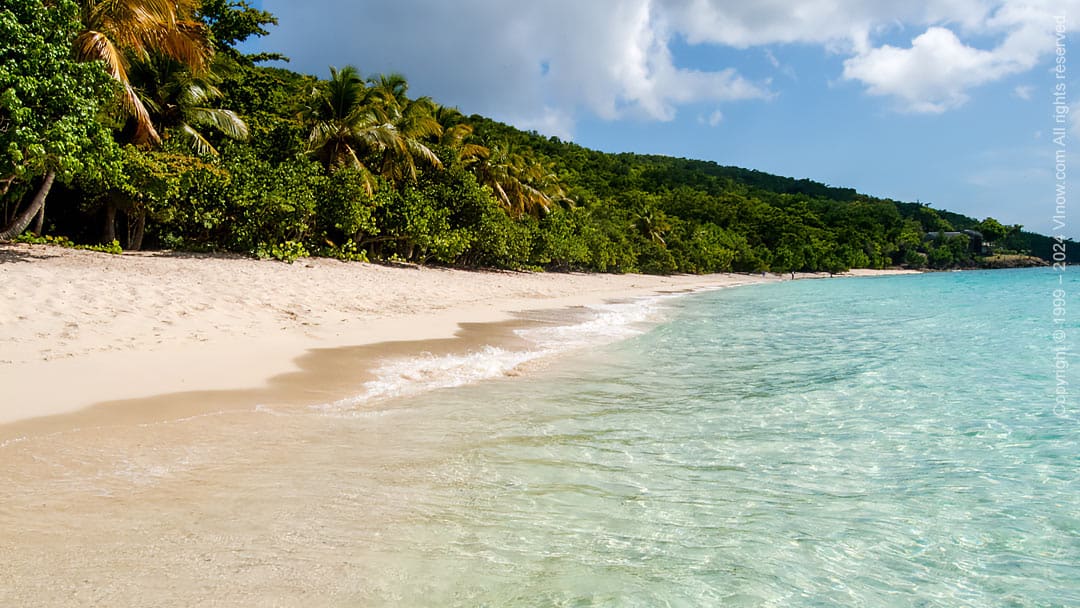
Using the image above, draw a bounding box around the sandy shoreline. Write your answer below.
[0,244,747,428]
[0,243,918,430]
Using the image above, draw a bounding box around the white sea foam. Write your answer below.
[314,295,677,415]
[517,296,674,350]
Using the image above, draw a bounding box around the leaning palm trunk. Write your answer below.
[0,171,56,242]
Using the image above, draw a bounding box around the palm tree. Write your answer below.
[128,54,249,155]
[306,65,381,192]
[474,144,569,218]
[432,105,489,168]
[363,73,443,183]
[374,96,443,183]
[74,0,213,146]
[632,206,670,245]
[306,67,443,190]
[366,72,410,114]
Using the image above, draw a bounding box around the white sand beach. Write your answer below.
[1,244,798,426]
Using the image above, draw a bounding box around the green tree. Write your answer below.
[910,204,952,232]
[196,0,280,61]
[94,53,249,246]
[0,0,120,241]
[316,168,379,249]
[104,145,229,250]
[977,217,1008,244]
[220,144,323,257]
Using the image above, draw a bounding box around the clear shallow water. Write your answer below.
[337,269,1079,606]
[2,269,1078,606]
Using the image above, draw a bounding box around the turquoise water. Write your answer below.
[350,269,1080,606]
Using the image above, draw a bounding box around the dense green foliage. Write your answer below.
[4,0,1076,270]
[0,0,120,222]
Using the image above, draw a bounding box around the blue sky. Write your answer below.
[247,0,1080,237]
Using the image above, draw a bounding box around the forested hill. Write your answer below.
[2,0,1074,272]
[474,119,860,203]
[470,116,1073,267]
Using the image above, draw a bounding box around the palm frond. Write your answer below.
[338,144,364,172]
[149,21,212,73]
[440,123,472,147]
[307,122,337,147]
[73,30,128,82]
[180,82,209,106]
[406,139,443,171]
[325,66,365,120]
[123,83,161,145]
[178,122,215,155]
[186,108,249,141]
[459,143,489,162]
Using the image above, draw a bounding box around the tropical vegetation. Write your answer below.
[2,0,1075,270]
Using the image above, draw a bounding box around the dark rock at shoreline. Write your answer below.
[978,255,1049,269]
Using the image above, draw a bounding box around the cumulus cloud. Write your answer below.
[843,27,1012,113]
[261,0,1079,134]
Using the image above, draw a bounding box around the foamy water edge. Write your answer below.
[310,293,688,417]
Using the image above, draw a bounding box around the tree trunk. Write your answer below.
[32,197,46,235]
[0,171,56,242]
[128,210,146,251]
[103,200,117,244]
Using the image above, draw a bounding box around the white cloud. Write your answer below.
[842,27,1021,112]
[658,0,1001,51]
[1014,85,1033,100]
[261,0,1080,134]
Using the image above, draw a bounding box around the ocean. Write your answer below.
[2,268,1078,606]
